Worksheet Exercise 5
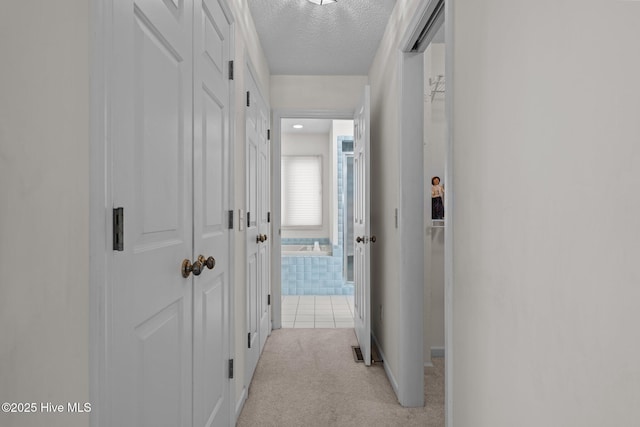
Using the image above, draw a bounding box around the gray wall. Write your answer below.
[451,1,640,425]
[368,0,427,393]
[0,2,90,426]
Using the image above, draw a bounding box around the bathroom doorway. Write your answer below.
[275,116,356,329]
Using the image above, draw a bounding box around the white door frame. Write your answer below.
[398,0,453,420]
[271,109,354,330]
[88,1,237,425]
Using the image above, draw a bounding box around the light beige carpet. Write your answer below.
[237,328,444,427]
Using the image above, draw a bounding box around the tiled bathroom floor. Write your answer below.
[281,295,355,328]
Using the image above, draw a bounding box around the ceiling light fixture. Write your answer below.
[293,124,304,129]
[307,0,337,5]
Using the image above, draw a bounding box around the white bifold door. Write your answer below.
[245,63,271,382]
[108,0,233,426]
[354,86,372,366]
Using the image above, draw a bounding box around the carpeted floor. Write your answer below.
[237,328,444,427]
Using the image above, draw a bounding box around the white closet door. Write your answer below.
[108,0,233,425]
[245,64,271,382]
[192,0,232,426]
[110,0,194,425]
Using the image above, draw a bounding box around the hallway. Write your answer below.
[236,329,444,426]
[4,1,640,426]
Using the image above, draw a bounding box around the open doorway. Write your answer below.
[278,118,356,328]
[423,25,446,368]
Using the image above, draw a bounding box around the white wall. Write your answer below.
[424,42,446,363]
[0,2,89,427]
[271,75,368,110]
[281,132,331,239]
[368,0,425,396]
[451,1,640,425]
[229,0,271,410]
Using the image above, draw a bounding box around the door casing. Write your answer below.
[270,109,355,330]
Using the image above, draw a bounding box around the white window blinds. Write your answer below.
[281,156,322,227]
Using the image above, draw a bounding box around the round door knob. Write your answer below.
[256,234,262,244]
[191,260,203,276]
[182,259,193,278]
[370,235,377,243]
[263,234,268,242]
[198,255,216,270]
[356,236,363,243]
[182,258,203,278]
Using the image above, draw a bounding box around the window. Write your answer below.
[281,155,322,227]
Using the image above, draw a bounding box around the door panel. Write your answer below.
[193,0,231,426]
[354,86,371,366]
[111,0,193,426]
[135,301,184,427]
[135,15,182,236]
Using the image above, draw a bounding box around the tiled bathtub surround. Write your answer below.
[280,236,350,295]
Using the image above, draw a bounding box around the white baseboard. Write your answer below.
[425,347,445,367]
[371,332,399,397]
[431,346,445,358]
[235,386,247,422]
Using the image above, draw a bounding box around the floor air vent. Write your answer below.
[351,345,384,364]
[351,346,364,363]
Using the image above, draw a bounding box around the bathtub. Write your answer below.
[281,244,332,256]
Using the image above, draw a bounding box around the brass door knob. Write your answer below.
[198,255,216,270]
[356,236,363,243]
[263,234,268,242]
[257,234,267,243]
[182,258,203,278]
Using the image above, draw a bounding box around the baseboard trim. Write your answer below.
[235,386,247,422]
[372,332,399,397]
[431,346,445,358]
[425,347,445,367]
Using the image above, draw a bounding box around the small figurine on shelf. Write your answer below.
[431,176,444,219]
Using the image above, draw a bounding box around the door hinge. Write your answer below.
[267,129,271,140]
[267,212,271,223]
[246,91,250,107]
[228,60,234,80]
[228,210,234,229]
[247,212,251,228]
[113,207,124,251]
[268,294,271,305]
[248,332,251,349]
[228,359,234,379]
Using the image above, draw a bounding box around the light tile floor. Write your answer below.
[281,295,355,328]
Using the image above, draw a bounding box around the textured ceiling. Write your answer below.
[248,0,397,75]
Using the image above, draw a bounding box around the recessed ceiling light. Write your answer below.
[293,124,304,129]
[307,0,337,5]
